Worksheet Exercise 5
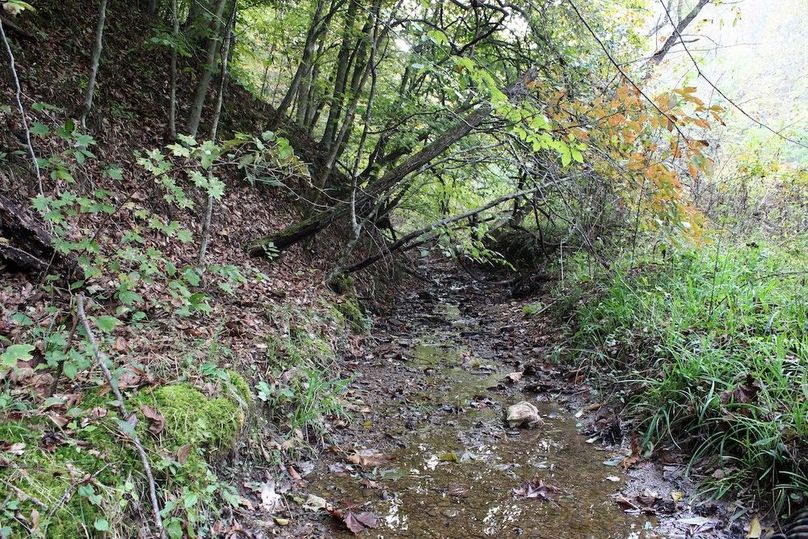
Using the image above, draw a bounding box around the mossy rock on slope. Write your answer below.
[0,380,249,538]
[133,383,246,452]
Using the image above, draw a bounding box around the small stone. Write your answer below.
[441,508,459,518]
[506,401,543,428]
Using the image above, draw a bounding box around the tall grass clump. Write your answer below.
[557,235,808,508]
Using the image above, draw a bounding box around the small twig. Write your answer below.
[76,294,167,539]
[46,463,111,522]
[0,17,42,196]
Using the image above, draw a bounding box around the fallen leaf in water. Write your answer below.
[612,494,640,511]
[513,477,561,500]
[346,448,392,467]
[343,511,379,535]
[506,401,542,428]
[746,517,761,538]
[448,485,468,498]
[139,405,165,435]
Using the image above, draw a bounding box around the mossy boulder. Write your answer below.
[0,379,249,538]
[134,383,245,452]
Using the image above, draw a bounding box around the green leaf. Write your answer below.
[1,344,35,367]
[95,316,119,333]
[93,518,110,532]
[105,167,124,180]
[177,134,197,147]
[184,492,199,508]
[167,143,191,158]
[183,267,201,286]
[30,123,50,137]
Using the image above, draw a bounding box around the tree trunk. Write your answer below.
[168,0,179,139]
[0,194,77,277]
[276,0,328,118]
[320,0,359,150]
[186,0,229,138]
[79,0,108,128]
[197,4,235,266]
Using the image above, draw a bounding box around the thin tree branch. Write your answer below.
[1,18,42,195]
[76,294,166,539]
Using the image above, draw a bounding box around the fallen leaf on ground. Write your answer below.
[504,371,523,383]
[176,444,192,465]
[747,517,762,538]
[259,480,281,513]
[302,494,328,511]
[679,516,712,526]
[139,405,165,435]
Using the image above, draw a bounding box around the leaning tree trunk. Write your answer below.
[80,0,108,128]
[248,68,537,256]
[248,101,492,255]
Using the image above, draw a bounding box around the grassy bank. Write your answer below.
[556,236,808,509]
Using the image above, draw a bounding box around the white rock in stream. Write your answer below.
[506,401,543,428]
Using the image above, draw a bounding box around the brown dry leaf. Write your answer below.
[288,465,302,481]
[176,444,192,465]
[344,511,380,535]
[346,449,392,468]
[46,411,69,428]
[720,374,760,406]
[621,433,641,470]
[140,405,165,436]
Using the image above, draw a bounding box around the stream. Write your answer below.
[291,271,733,538]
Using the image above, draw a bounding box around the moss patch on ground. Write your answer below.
[0,379,248,538]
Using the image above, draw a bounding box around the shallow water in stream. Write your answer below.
[312,329,660,539]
